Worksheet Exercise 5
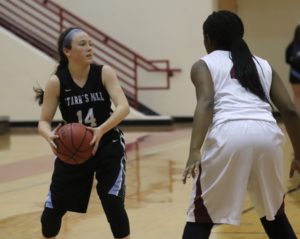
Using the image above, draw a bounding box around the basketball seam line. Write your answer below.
[56,125,74,156]
[69,124,89,163]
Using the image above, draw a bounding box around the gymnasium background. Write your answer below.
[1,0,299,122]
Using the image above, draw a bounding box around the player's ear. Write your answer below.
[63,48,71,57]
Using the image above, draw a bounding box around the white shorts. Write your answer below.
[186,120,285,225]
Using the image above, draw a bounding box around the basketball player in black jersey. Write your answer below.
[34,27,130,239]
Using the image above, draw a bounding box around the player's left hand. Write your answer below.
[87,126,104,155]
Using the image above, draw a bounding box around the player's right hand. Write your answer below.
[182,152,201,184]
[47,123,61,155]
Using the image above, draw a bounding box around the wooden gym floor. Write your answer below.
[0,123,299,239]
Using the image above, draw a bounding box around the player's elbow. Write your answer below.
[124,104,130,117]
[121,103,130,118]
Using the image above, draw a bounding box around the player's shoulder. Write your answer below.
[45,74,60,89]
[102,65,115,74]
[191,59,208,72]
[102,65,118,82]
[49,74,59,82]
[190,59,211,84]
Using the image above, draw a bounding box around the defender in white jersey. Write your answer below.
[182,11,300,239]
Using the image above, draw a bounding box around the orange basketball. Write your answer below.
[55,123,93,164]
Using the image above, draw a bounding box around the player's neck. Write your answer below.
[68,64,90,81]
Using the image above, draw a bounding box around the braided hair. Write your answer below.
[203,11,268,102]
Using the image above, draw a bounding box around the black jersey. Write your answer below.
[56,64,113,128]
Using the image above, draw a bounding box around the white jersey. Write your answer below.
[201,50,276,126]
[186,50,285,225]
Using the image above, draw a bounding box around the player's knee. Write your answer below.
[41,207,66,238]
[101,195,130,238]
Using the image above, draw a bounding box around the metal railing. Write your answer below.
[0,0,180,109]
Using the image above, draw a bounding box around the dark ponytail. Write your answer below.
[230,37,268,102]
[203,11,268,102]
[33,85,44,106]
[34,27,78,105]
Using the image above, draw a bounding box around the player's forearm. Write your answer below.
[189,100,213,153]
[38,120,53,141]
[98,103,130,134]
[282,112,300,159]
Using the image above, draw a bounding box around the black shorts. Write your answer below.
[44,130,127,213]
